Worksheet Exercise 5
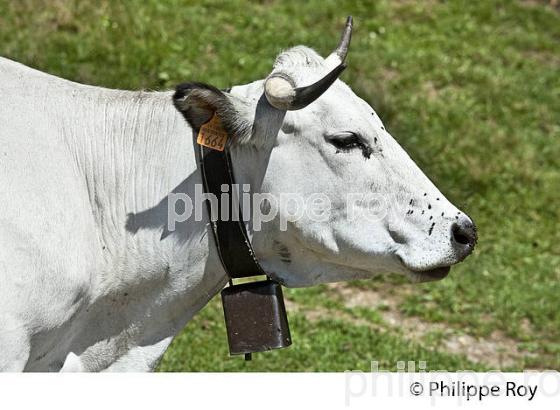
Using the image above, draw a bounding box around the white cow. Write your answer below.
[0,18,476,371]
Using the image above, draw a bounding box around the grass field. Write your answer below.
[1,0,558,371]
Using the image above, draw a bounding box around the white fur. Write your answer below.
[0,47,472,371]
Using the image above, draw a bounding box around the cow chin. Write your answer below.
[405,266,452,283]
[394,251,456,283]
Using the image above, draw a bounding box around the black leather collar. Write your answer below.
[196,144,267,280]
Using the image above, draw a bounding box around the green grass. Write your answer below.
[158,296,487,372]
[1,0,558,371]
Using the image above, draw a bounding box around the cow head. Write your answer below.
[174,17,477,287]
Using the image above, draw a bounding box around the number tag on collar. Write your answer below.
[197,113,228,151]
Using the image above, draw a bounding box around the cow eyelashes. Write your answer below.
[326,132,368,152]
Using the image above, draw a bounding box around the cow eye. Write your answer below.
[326,132,366,151]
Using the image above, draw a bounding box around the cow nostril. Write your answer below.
[452,225,470,245]
[451,222,477,247]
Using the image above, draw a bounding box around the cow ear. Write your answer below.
[173,82,251,142]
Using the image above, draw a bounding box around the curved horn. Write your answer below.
[330,15,353,64]
[264,63,346,111]
[264,16,352,111]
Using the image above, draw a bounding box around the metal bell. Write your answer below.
[221,280,291,359]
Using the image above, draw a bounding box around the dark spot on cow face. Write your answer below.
[389,230,407,245]
[428,222,436,236]
[273,240,292,264]
[428,204,432,210]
